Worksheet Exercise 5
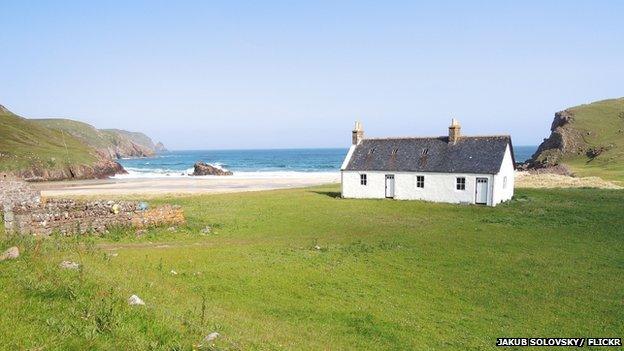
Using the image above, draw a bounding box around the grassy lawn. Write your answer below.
[567,158,624,186]
[1,185,623,350]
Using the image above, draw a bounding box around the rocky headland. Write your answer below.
[0,104,164,181]
[522,97,624,181]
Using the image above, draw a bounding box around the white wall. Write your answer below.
[342,171,496,205]
[492,144,515,206]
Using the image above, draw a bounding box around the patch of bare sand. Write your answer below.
[33,173,340,197]
[515,171,622,189]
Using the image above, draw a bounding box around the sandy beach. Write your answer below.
[32,173,341,197]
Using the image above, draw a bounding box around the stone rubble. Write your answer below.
[128,294,145,306]
[0,246,20,261]
[59,261,80,270]
[202,332,220,344]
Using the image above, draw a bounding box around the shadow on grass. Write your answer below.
[310,191,342,198]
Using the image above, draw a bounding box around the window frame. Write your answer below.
[360,173,367,186]
[416,175,425,188]
[456,177,466,190]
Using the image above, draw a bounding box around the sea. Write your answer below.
[116,146,538,178]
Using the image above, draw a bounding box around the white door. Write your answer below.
[385,175,395,198]
[475,178,488,204]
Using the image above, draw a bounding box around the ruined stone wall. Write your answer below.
[1,179,184,236]
[131,204,186,229]
[7,200,185,236]
[0,177,41,211]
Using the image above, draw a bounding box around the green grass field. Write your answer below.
[1,185,623,350]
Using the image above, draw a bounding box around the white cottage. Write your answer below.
[340,120,515,206]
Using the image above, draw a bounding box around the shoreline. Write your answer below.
[31,170,622,198]
[33,172,341,197]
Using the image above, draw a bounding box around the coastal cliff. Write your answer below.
[10,158,126,181]
[0,104,161,181]
[526,98,624,181]
[34,120,163,159]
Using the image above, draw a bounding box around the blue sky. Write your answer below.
[1,1,622,149]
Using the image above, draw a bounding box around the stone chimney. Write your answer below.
[448,118,461,144]
[352,121,364,145]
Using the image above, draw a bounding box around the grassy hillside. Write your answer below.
[34,118,117,150]
[0,107,97,172]
[561,98,624,181]
[1,185,622,349]
[533,98,624,182]
[34,119,157,158]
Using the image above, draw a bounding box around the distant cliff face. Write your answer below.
[101,129,159,157]
[527,98,624,181]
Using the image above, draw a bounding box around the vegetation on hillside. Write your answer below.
[0,106,98,173]
[562,98,624,181]
[0,104,163,179]
[34,119,158,159]
[1,185,622,349]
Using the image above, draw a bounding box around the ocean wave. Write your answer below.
[112,170,339,179]
[114,162,241,179]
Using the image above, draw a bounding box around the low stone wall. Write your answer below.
[0,177,41,211]
[1,178,185,236]
[5,199,185,236]
[131,204,186,229]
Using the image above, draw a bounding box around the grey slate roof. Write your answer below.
[343,136,514,174]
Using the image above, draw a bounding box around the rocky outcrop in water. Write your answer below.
[155,141,167,152]
[192,162,233,176]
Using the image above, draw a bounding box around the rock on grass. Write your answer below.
[59,261,80,270]
[0,247,19,261]
[202,332,220,345]
[128,294,145,306]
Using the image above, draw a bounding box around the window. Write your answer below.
[416,175,425,188]
[503,176,508,189]
[360,174,367,186]
[456,177,466,190]
[421,148,429,156]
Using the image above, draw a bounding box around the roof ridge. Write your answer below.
[364,135,510,141]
